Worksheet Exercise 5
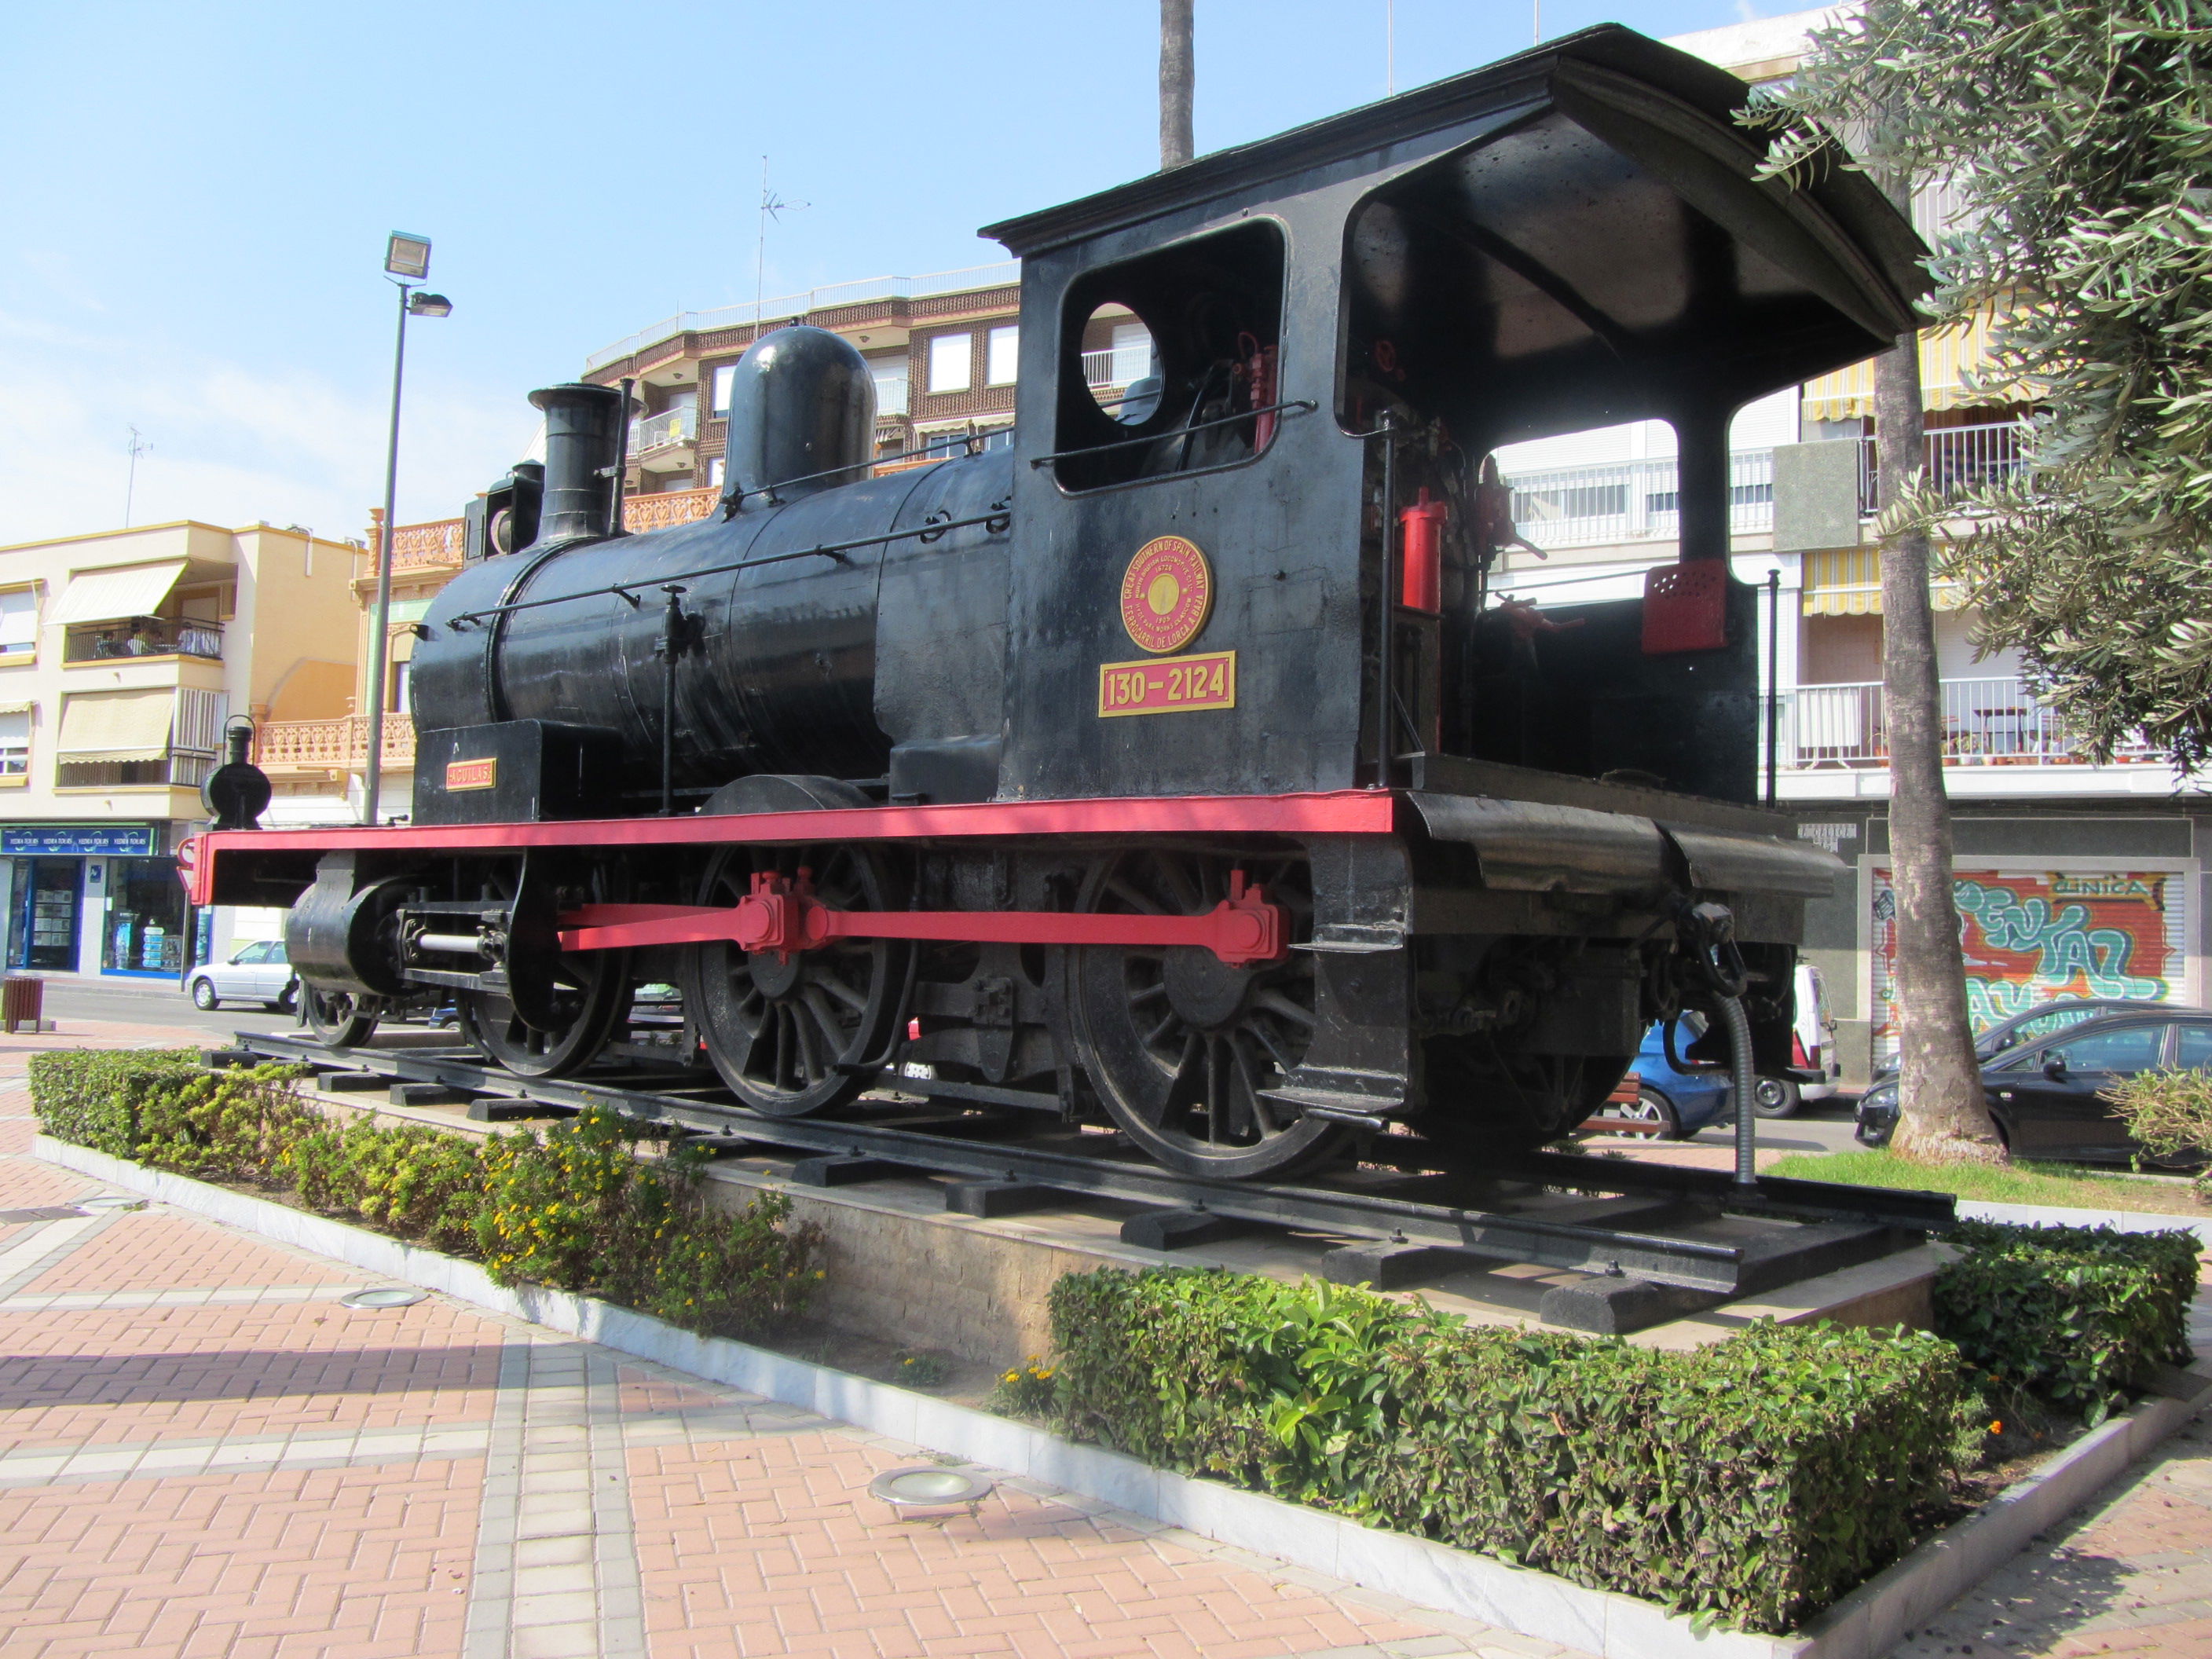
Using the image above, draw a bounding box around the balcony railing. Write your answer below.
[252,713,416,772]
[621,487,719,533]
[1859,421,2027,513]
[1778,676,2158,769]
[367,516,467,579]
[630,407,698,453]
[1502,449,1774,551]
[63,621,223,662]
[584,261,1022,373]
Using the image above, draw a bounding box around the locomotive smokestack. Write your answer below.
[724,326,875,505]
[527,383,626,545]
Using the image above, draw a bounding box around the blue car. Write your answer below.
[1610,1014,1736,1140]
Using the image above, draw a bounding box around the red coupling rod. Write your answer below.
[555,869,1287,967]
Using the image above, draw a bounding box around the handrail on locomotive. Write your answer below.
[189,26,1927,1180]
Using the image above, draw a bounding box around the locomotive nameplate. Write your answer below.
[1097,650,1236,718]
[1120,536,1213,654]
[445,757,499,791]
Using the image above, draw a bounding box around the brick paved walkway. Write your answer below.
[0,1027,1580,1659]
[5,1020,2212,1657]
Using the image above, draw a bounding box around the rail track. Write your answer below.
[222,1030,1953,1334]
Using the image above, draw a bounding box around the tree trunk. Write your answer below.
[1873,271,2002,1164]
[1159,0,1195,170]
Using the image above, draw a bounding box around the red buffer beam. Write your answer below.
[556,870,1288,967]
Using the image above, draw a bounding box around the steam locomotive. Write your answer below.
[190,25,1925,1178]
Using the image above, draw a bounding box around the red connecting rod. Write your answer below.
[555,868,1287,968]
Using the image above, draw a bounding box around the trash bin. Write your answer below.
[2,975,42,1035]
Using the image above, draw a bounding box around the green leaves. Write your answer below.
[1754,1,2212,770]
[1046,1268,1967,1634]
[1933,1218,2199,1418]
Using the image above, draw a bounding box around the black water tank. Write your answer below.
[724,326,875,503]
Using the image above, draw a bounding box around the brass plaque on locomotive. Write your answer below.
[1097,650,1236,718]
[445,756,499,791]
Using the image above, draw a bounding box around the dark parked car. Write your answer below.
[1855,1009,2212,1162]
[1870,998,2203,1082]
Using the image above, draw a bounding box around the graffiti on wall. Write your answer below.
[1870,867,2189,1060]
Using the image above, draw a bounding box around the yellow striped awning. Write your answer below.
[1801,306,2020,424]
[1802,548,1968,616]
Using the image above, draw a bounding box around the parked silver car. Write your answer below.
[185,939,298,1011]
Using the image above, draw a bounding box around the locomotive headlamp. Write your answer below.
[408,292,453,318]
[384,232,432,280]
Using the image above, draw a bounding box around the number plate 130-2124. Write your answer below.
[1097,650,1236,717]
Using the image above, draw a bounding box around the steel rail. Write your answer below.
[233,1031,1945,1294]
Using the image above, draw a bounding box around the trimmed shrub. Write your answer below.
[2105,1067,2212,1194]
[284,1116,485,1254]
[1934,1219,2199,1422]
[129,1062,317,1181]
[29,1049,200,1155]
[1050,1268,1968,1634]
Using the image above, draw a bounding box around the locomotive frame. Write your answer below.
[189,26,1926,1181]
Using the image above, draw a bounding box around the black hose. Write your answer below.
[1718,992,1757,1188]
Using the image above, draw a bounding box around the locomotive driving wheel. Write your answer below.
[299,985,378,1049]
[1070,848,1351,1180]
[690,844,908,1117]
[456,862,632,1079]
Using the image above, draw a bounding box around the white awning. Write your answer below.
[44,561,187,628]
[57,689,177,763]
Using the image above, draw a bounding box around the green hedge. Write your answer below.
[1934,1218,2200,1422]
[1049,1269,1967,1633]
[31,1052,823,1339]
[27,1049,202,1155]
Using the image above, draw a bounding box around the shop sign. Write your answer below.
[1,823,159,857]
[1870,864,2192,1063]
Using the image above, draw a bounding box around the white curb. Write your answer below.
[33,1134,2211,1659]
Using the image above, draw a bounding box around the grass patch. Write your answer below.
[1768,1148,2210,1216]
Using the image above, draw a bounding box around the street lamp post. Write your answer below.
[361,231,451,826]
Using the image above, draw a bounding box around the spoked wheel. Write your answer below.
[690,844,908,1116]
[299,984,379,1049]
[455,864,631,1080]
[1070,848,1350,1180]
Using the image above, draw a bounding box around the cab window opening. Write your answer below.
[1050,219,1286,492]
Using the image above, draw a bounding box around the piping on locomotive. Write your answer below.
[186,26,1926,1180]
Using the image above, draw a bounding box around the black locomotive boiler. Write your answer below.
[193,26,1925,1179]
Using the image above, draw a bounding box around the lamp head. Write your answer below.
[384,232,432,280]
[408,292,453,318]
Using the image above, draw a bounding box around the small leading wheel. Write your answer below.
[690,844,908,1116]
[300,984,379,1049]
[457,971,629,1079]
[1070,848,1350,1180]
[1752,1075,1801,1119]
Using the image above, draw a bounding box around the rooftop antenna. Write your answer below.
[753,158,809,335]
[1386,0,1395,94]
[1534,0,1541,45]
[123,425,150,526]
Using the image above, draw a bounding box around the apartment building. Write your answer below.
[580,265,1156,532]
[0,520,358,977]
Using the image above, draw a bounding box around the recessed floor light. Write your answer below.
[75,1196,146,1213]
[867,1466,993,1514]
[340,1287,427,1309]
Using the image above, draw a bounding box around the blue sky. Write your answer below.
[0,1,1774,544]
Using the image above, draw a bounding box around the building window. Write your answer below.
[711,363,736,415]
[928,333,972,394]
[871,361,909,416]
[978,425,1015,452]
[987,325,1020,386]
[0,709,26,776]
[0,589,34,662]
[707,456,726,488]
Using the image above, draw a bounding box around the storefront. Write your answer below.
[0,823,183,978]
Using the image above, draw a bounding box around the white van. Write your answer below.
[1751,961,1842,1118]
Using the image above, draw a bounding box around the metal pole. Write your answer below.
[1375,411,1398,787]
[607,376,635,537]
[362,284,411,826]
[1765,569,1781,805]
[656,585,687,815]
